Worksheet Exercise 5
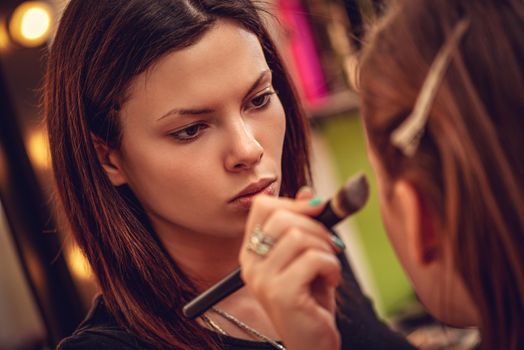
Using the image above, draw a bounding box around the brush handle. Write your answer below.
[315,201,343,228]
[183,268,244,319]
[182,203,344,319]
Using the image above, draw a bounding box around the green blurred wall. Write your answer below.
[316,113,414,318]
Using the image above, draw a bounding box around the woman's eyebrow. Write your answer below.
[156,69,272,122]
[156,106,215,122]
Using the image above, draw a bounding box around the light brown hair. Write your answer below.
[359,0,524,349]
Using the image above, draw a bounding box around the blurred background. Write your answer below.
[0,0,478,349]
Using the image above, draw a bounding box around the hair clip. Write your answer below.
[390,19,470,157]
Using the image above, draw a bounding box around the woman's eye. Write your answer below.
[170,123,207,141]
[248,90,274,110]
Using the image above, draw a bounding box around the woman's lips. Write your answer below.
[230,181,277,210]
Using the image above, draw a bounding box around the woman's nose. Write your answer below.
[224,121,264,172]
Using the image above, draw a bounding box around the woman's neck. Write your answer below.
[153,221,282,341]
[156,225,244,291]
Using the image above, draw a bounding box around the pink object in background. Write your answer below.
[277,0,328,106]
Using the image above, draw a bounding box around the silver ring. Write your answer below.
[246,225,276,257]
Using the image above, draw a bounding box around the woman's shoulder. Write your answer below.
[56,295,150,350]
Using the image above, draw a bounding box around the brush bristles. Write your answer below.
[332,173,369,218]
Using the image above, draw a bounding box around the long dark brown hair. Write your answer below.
[359,0,524,349]
[44,1,311,349]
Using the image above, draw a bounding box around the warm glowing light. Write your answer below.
[9,2,53,47]
[0,22,9,51]
[21,8,50,39]
[27,128,50,169]
[67,245,93,281]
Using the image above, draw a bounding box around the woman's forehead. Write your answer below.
[122,20,271,121]
[148,21,263,76]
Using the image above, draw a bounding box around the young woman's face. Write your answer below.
[111,20,286,239]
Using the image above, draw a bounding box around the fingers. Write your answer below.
[243,225,335,288]
[245,248,341,321]
[241,188,336,273]
[262,227,333,276]
[244,194,325,243]
[295,186,315,201]
[240,206,336,269]
[240,192,341,304]
[279,249,341,291]
[263,209,330,245]
[250,249,342,303]
[239,190,341,350]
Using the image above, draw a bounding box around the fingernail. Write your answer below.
[330,235,346,251]
[297,186,313,195]
[308,197,321,206]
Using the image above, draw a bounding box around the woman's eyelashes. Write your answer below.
[170,123,209,142]
[246,88,275,111]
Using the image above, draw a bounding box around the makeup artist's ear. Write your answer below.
[92,135,128,186]
[393,180,441,265]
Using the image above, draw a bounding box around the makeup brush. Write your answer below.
[183,172,369,319]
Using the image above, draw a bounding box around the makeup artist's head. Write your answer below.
[44,1,310,349]
[359,0,524,348]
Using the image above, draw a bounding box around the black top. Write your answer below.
[57,253,417,350]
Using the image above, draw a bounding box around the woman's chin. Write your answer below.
[422,298,478,328]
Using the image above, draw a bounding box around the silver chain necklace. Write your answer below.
[202,307,286,350]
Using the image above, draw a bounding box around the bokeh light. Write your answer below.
[8,2,53,47]
[26,127,50,170]
[66,245,94,281]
